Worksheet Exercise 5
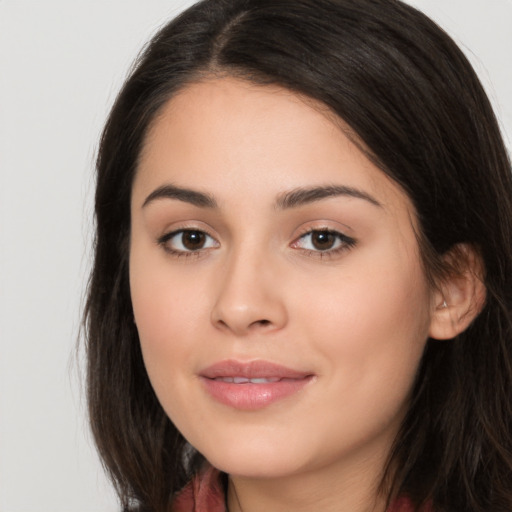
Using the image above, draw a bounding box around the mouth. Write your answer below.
[199,360,314,410]
[212,376,289,383]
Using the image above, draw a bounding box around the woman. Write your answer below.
[84,0,512,510]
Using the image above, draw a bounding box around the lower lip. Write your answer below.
[201,377,313,410]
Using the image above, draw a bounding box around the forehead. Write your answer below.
[142,78,359,167]
[135,77,413,218]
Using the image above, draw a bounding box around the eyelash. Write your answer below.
[157,228,356,260]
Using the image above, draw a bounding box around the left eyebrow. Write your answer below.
[275,185,382,209]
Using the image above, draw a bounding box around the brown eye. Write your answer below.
[159,229,219,254]
[292,229,356,255]
[311,231,336,251]
[181,230,206,250]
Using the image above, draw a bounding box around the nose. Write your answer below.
[210,248,288,336]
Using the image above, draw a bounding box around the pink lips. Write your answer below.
[200,360,313,410]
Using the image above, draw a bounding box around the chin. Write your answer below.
[196,435,310,479]
[208,455,305,480]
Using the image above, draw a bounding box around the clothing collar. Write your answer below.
[172,464,422,512]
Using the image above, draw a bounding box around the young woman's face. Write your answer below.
[130,78,436,481]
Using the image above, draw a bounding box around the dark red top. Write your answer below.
[172,465,426,512]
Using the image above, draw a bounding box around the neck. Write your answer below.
[226,450,392,512]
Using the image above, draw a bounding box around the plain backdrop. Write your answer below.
[0,1,510,511]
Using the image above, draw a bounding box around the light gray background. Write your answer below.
[0,1,510,511]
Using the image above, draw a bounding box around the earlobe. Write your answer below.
[428,244,486,340]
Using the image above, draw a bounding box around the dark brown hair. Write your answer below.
[84,0,512,510]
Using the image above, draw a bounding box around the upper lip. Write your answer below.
[200,359,312,380]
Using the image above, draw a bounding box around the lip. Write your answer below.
[199,360,314,410]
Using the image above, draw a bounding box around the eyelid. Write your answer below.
[155,219,218,245]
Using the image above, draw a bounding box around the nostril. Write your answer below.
[254,319,271,327]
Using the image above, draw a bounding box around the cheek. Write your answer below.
[292,246,432,398]
[129,246,209,394]
[130,267,213,434]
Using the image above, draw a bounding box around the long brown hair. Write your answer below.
[84,1,512,510]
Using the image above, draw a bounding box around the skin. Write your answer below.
[130,78,440,512]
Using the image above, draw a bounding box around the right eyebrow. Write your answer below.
[142,184,218,209]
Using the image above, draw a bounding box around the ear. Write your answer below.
[429,244,486,340]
